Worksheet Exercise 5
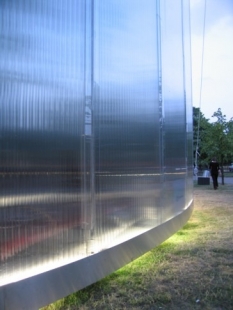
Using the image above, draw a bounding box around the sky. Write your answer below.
[190,0,233,121]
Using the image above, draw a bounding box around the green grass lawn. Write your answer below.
[41,184,233,310]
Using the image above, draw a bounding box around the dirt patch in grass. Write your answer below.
[42,182,233,310]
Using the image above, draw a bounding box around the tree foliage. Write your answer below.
[193,107,210,167]
[194,107,233,184]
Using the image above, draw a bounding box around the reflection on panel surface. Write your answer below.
[0,0,193,309]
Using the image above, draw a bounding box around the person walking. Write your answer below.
[209,158,220,190]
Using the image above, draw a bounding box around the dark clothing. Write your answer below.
[209,161,219,174]
[209,161,220,189]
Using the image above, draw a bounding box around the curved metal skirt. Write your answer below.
[0,200,193,310]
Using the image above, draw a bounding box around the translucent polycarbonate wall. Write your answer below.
[0,0,193,308]
[94,0,163,248]
[160,0,193,219]
[0,0,86,286]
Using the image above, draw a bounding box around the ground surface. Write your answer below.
[194,176,233,207]
[43,178,233,310]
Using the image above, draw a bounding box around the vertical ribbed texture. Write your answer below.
[0,0,193,287]
[160,0,189,221]
[0,0,86,285]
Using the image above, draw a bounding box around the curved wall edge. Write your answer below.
[0,200,193,310]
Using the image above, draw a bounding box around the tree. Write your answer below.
[199,108,233,185]
[227,118,233,156]
[193,107,211,168]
